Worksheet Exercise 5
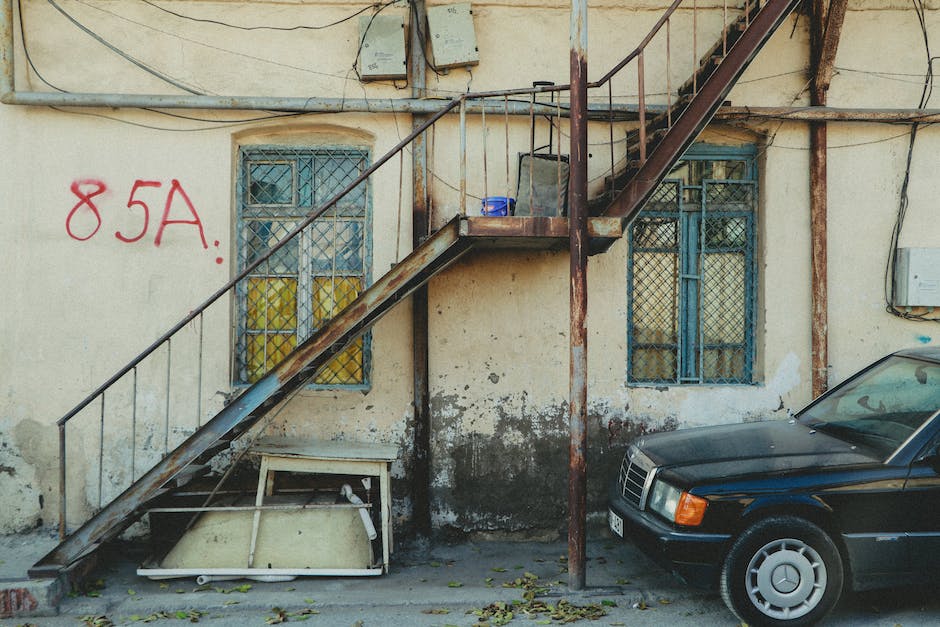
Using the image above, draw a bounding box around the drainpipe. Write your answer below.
[809,0,847,398]
[409,0,432,540]
[568,0,589,592]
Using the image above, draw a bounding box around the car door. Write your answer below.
[903,433,940,580]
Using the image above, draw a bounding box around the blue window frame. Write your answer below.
[235,146,372,389]
[627,144,757,384]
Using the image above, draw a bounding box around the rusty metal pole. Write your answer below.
[809,0,827,399]
[808,0,847,398]
[409,0,432,538]
[568,0,589,591]
[809,119,827,398]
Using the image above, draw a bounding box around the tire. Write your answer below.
[720,516,844,627]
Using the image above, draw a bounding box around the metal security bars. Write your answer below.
[237,147,372,388]
[627,145,757,384]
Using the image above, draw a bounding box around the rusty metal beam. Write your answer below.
[813,0,849,101]
[716,106,940,123]
[31,217,473,575]
[568,0,589,593]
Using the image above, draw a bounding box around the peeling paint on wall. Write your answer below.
[428,392,678,536]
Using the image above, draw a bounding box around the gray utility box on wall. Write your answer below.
[893,247,940,306]
[358,14,407,80]
[426,3,479,69]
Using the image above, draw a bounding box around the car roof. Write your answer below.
[894,346,940,363]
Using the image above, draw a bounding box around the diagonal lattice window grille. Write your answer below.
[627,146,757,384]
[235,146,371,388]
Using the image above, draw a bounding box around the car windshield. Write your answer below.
[797,355,940,458]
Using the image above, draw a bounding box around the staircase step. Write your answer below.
[167,464,211,488]
[193,440,232,464]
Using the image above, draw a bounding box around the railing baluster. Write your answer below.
[693,0,699,95]
[459,100,467,214]
[528,95,535,208]
[504,96,511,202]
[59,423,66,539]
[638,50,647,165]
[556,95,563,213]
[608,81,615,199]
[196,312,203,428]
[164,339,171,457]
[482,103,488,204]
[667,18,672,128]
[98,392,105,510]
[723,0,728,57]
[131,366,137,480]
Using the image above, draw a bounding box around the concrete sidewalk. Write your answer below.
[1,529,709,623]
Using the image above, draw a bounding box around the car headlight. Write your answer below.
[647,480,708,526]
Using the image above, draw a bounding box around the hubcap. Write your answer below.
[745,538,827,620]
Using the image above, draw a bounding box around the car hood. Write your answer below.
[635,420,882,486]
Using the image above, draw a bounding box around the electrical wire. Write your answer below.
[71,0,368,87]
[48,105,313,132]
[19,2,308,128]
[140,0,400,32]
[883,0,940,323]
[47,0,207,95]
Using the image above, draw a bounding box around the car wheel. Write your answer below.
[720,516,843,626]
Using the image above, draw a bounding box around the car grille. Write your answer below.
[619,446,655,509]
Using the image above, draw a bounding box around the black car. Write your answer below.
[608,347,940,626]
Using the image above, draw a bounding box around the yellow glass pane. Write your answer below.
[315,337,364,385]
[311,277,362,324]
[246,333,297,383]
[246,277,297,330]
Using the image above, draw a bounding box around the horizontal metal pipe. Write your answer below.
[8,87,939,125]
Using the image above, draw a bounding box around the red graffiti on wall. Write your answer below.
[67,178,223,264]
[65,179,107,241]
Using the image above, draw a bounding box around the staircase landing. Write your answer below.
[460,215,623,253]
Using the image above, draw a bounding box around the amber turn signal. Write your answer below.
[674,492,708,526]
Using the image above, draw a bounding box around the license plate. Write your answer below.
[609,509,623,537]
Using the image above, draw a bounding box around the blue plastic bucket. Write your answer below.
[481,196,516,216]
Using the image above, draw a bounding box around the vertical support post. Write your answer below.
[568,0,589,592]
[409,0,432,539]
[808,0,846,398]
[59,423,67,539]
[808,0,848,397]
[809,119,827,398]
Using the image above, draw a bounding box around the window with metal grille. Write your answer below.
[627,144,757,384]
[235,146,371,388]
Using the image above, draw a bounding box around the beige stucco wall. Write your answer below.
[2,0,940,535]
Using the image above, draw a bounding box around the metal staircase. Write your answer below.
[30,0,800,579]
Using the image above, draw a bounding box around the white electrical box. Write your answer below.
[358,14,407,81]
[426,3,479,69]
[893,247,940,306]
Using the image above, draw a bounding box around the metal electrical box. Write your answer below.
[426,3,479,69]
[893,247,940,306]
[358,14,407,81]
